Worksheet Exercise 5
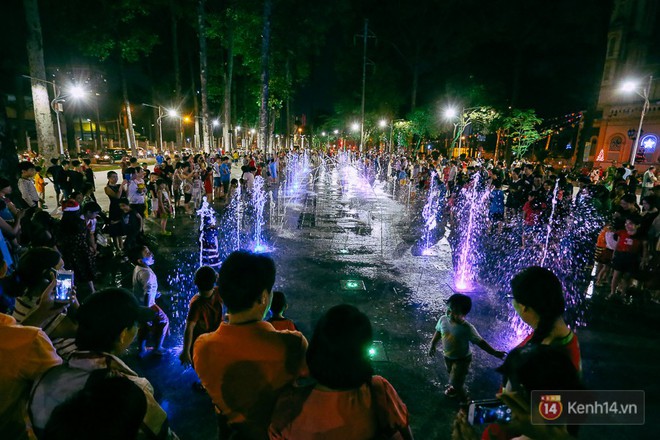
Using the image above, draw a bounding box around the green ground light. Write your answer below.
[340,279,366,290]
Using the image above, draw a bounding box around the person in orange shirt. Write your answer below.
[193,251,308,440]
[267,291,297,331]
[0,271,62,439]
[269,304,413,440]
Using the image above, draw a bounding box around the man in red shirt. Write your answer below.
[193,251,308,439]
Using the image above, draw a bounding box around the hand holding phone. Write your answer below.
[54,270,74,303]
[467,399,512,425]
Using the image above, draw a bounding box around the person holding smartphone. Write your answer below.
[10,247,79,359]
[452,345,582,440]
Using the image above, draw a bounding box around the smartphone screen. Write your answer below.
[468,399,512,425]
[55,270,74,302]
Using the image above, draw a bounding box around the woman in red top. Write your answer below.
[509,266,581,372]
[269,305,413,440]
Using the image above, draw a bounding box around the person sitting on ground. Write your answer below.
[193,251,308,440]
[429,293,506,400]
[267,291,297,331]
[42,373,147,440]
[269,304,413,440]
[179,265,223,370]
[509,266,581,372]
[131,246,169,356]
[28,287,177,439]
[453,344,583,440]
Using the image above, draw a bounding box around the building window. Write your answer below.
[609,135,623,151]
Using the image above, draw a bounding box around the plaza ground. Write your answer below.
[62,163,658,439]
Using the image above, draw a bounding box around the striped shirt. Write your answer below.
[12,296,77,359]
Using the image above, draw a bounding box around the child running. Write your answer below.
[429,293,505,400]
[267,291,297,331]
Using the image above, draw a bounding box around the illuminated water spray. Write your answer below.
[421,171,441,255]
[455,172,489,291]
[540,178,560,267]
[251,175,271,253]
[196,196,221,268]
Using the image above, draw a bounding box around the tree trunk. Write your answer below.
[0,94,19,182]
[190,50,200,151]
[285,58,291,150]
[197,0,211,153]
[410,44,420,112]
[258,0,273,154]
[222,24,234,154]
[23,0,57,159]
[120,63,137,156]
[170,0,184,150]
[15,76,27,151]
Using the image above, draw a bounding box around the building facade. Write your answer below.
[589,0,659,169]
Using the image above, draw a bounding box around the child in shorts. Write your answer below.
[429,294,505,400]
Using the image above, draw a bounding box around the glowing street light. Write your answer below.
[68,84,87,100]
[620,80,639,93]
[351,122,360,132]
[379,119,387,128]
[620,75,654,165]
[444,107,458,120]
[333,129,339,135]
[212,119,220,127]
[167,108,179,118]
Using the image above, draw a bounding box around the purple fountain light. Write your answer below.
[421,171,441,256]
[454,171,489,292]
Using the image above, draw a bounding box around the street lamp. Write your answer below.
[620,75,653,165]
[379,119,387,129]
[23,75,88,156]
[157,108,179,151]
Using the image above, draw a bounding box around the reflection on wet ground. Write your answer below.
[94,161,658,439]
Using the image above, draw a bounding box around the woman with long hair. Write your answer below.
[269,304,413,439]
[510,266,581,372]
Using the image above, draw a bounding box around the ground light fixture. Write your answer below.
[340,279,366,290]
[367,341,388,362]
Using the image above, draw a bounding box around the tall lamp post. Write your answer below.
[621,76,653,165]
[23,75,86,155]
[142,103,165,152]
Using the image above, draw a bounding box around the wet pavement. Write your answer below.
[90,159,658,439]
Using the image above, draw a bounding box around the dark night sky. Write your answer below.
[3,0,656,129]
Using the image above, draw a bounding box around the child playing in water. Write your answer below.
[429,293,505,400]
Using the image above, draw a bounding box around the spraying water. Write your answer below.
[196,196,221,268]
[455,171,489,291]
[540,178,560,267]
[421,172,441,255]
[251,175,271,253]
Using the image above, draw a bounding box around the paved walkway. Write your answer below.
[83,162,657,439]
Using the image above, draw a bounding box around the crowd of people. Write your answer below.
[0,148,658,440]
